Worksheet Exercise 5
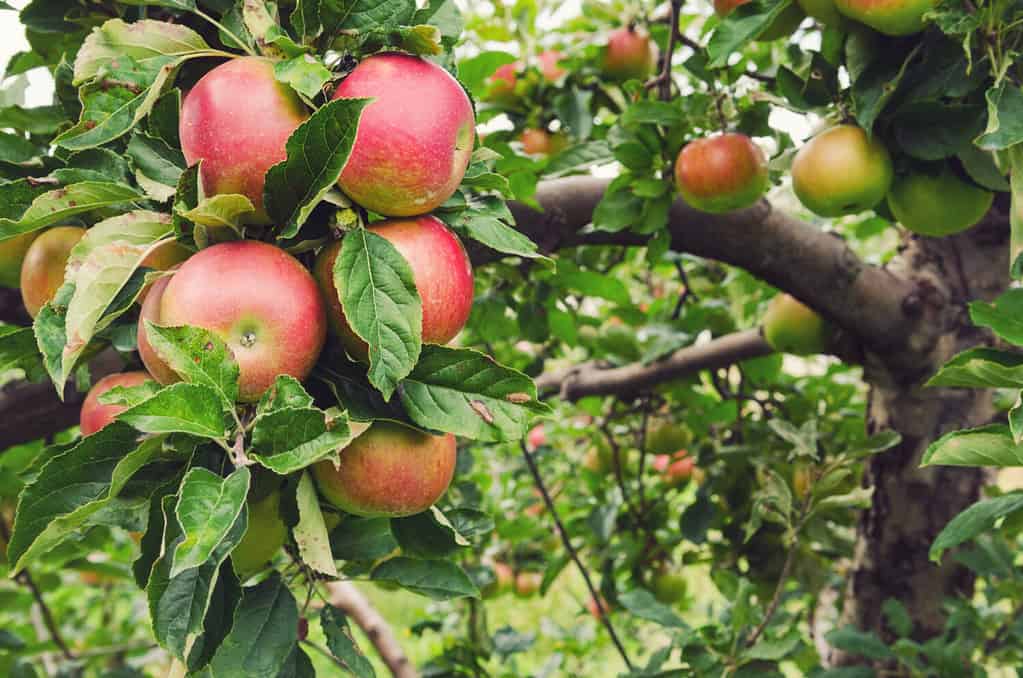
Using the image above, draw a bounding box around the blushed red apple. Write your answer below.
[538,50,566,81]
[675,133,769,213]
[20,226,85,317]
[520,128,567,156]
[332,53,475,217]
[179,57,308,224]
[603,27,656,81]
[313,216,474,362]
[80,371,153,436]
[652,450,695,486]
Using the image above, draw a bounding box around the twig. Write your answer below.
[644,0,683,100]
[519,441,634,671]
[745,540,796,648]
[671,260,696,320]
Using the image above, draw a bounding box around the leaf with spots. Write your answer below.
[119,383,230,438]
[922,424,1023,467]
[321,604,376,678]
[143,322,241,408]
[293,471,336,576]
[250,406,356,474]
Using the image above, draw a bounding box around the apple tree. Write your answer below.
[0,0,1021,675]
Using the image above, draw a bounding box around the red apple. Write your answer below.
[80,371,153,436]
[652,450,694,486]
[538,50,566,81]
[526,424,547,451]
[313,216,474,362]
[180,57,309,224]
[312,421,456,518]
[151,241,326,402]
[136,274,179,385]
[20,226,86,317]
[514,571,543,597]
[520,128,567,156]
[674,133,769,213]
[587,593,612,619]
[603,27,656,81]
[332,53,475,217]
[487,62,519,100]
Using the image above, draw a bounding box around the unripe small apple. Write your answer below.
[520,128,568,156]
[602,27,656,81]
[583,443,613,474]
[20,226,86,317]
[714,0,806,40]
[312,422,456,518]
[887,166,993,237]
[80,371,153,436]
[0,231,38,288]
[231,490,288,578]
[675,133,769,213]
[646,422,692,456]
[791,125,893,217]
[333,53,475,217]
[834,0,935,35]
[650,568,687,605]
[483,561,515,598]
[514,571,543,597]
[762,294,830,355]
[180,57,309,224]
[314,216,474,362]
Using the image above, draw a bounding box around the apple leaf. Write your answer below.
[264,97,370,239]
[976,84,1023,151]
[399,345,550,442]
[274,54,332,99]
[336,229,422,400]
[925,347,1023,389]
[1009,146,1023,278]
[127,131,185,202]
[143,322,241,408]
[391,506,470,560]
[321,0,416,34]
[0,104,68,135]
[370,556,479,600]
[0,181,142,241]
[203,572,299,675]
[257,375,315,414]
[293,471,337,576]
[0,326,45,381]
[250,406,355,474]
[930,492,1023,563]
[148,494,248,659]
[922,424,1023,467]
[178,194,255,236]
[33,281,73,393]
[329,516,398,562]
[71,210,174,261]
[0,178,51,221]
[321,605,376,678]
[73,18,212,84]
[617,589,687,629]
[706,0,797,69]
[171,467,251,578]
[119,383,230,439]
[7,426,162,573]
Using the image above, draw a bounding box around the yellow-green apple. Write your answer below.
[834,0,935,35]
[650,567,687,605]
[714,0,806,40]
[675,133,769,213]
[80,371,154,436]
[0,231,38,288]
[179,57,309,224]
[332,53,475,217]
[313,216,474,362]
[762,293,829,355]
[538,50,566,81]
[231,490,288,578]
[20,226,85,317]
[149,240,326,402]
[791,125,893,217]
[602,27,656,81]
[312,422,456,518]
[514,571,543,597]
[887,166,993,237]
[646,422,692,455]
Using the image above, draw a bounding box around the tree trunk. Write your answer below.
[829,203,1010,667]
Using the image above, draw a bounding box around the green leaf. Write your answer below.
[553,262,631,305]
[929,492,1023,563]
[171,467,251,577]
[337,229,422,400]
[143,322,241,407]
[53,148,132,184]
[0,326,45,380]
[179,194,255,235]
[0,181,141,241]
[33,281,72,391]
[321,605,376,678]
[258,375,315,413]
[322,0,416,33]
[120,383,229,438]
[391,506,470,559]
[371,556,479,599]
[8,425,160,572]
[72,210,174,260]
[399,345,550,442]
[1010,146,1023,277]
[127,131,185,201]
[294,471,337,576]
[851,43,920,133]
[970,289,1023,345]
[926,347,1023,389]
[706,0,797,69]
[274,55,332,99]
[0,104,68,135]
[825,626,894,661]
[617,588,687,628]
[976,84,1023,151]
[73,18,211,84]
[0,132,40,165]
[456,50,515,97]
[544,140,613,178]
[330,516,398,561]
[250,407,354,474]
[264,97,369,239]
[923,425,1023,468]
[444,507,494,541]
[204,572,299,676]
[0,178,50,221]
[459,215,543,260]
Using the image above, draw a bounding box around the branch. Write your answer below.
[536,328,772,401]
[325,580,417,678]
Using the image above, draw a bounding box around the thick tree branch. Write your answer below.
[536,328,772,401]
[325,580,417,678]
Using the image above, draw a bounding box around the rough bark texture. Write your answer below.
[828,201,1011,667]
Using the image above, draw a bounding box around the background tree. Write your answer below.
[0,0,1021,676]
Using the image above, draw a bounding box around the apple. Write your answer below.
[483,561,515,598]
[762,293,830,355]
[887,166,993,237]
[332,53,475,217]
[136,274,180,385]
[20,226,86,318]
[834,0,935,35]
[514,571,543,597]
[520,128,567,156]
[313,216,474,362]
[312,421,457,518]
[602,27,656,81]
[650,567,687,605]
[714,0,806,40]
[538,50,566,82]
[674,133,769,213]
[586,593,611,619]
[652,450,695,486]
[584,443,613,474]
[791,125,893,217]
[80,371,154,436]
[0,231,38,288]
[646,422,692,456]
[487,62,519,101]
[180,57,309,224]
[151,240,326,402]
[797,0,845,25]
[231,489,288,578]
[526,424,547,451]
